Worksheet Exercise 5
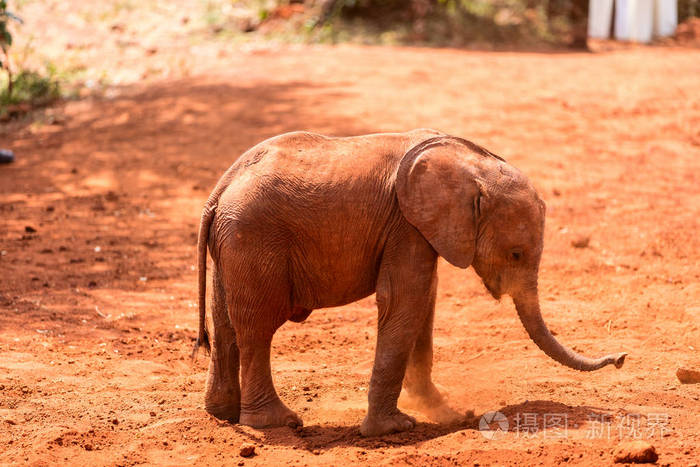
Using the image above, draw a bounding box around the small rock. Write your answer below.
[676,368,700,384]
[239,443,255,457]
[112,418,119,425]
[571,235,590,248]
[613,440,658,464]
[84,443,93,451]
[25,226,37,233]
[0,149,15,164]
[149,411,156,417]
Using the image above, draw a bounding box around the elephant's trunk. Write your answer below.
[513,291,626,371]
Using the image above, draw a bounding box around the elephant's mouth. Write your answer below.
[483,276,502,300]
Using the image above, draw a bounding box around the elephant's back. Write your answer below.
[233,130,444,183]
[238,131,397,184]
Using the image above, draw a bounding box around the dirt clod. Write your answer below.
[571,235,590,248]
[677,368,700,384]
[613,441,658,464]
[239,444,256,458]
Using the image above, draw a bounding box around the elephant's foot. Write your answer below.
[240,399,302,428]
[360,410,416,437]
[205,401,240,422]
[204,372,240,422]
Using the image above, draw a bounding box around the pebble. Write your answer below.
[613,440,658,464]
[239,443,255,457]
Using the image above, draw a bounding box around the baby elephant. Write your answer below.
[193,129,626,437]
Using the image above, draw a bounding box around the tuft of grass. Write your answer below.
[0,69,60,119]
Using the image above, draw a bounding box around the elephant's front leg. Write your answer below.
[360,225,438,437]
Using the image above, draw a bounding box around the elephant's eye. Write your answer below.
[509,249,523,261]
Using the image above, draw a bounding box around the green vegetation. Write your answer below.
[1,0,22,87]
[311,0,589,47]
[199,0,606,48]
[1,1,61,119]
[1,69,60,113]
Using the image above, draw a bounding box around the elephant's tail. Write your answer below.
[191,203,216,361]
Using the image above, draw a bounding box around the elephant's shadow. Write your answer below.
[226,400,614,452]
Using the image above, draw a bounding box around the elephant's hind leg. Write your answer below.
[236,325,302,428]
[215,236,301,429]
[402,272,444,404]
[204,266,241,421]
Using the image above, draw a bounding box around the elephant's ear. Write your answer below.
[396,137,481,269]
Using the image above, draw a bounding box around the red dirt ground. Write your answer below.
[1,44,699,465]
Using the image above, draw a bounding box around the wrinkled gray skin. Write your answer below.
[193,129,626,437]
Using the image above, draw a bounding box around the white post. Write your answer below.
[654,0,678,37]
[615,0,654,42]
[589,0,614,38]
[615,0,632,40]
[632,0,654,42]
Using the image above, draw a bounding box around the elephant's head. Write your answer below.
[396,136,626,371]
